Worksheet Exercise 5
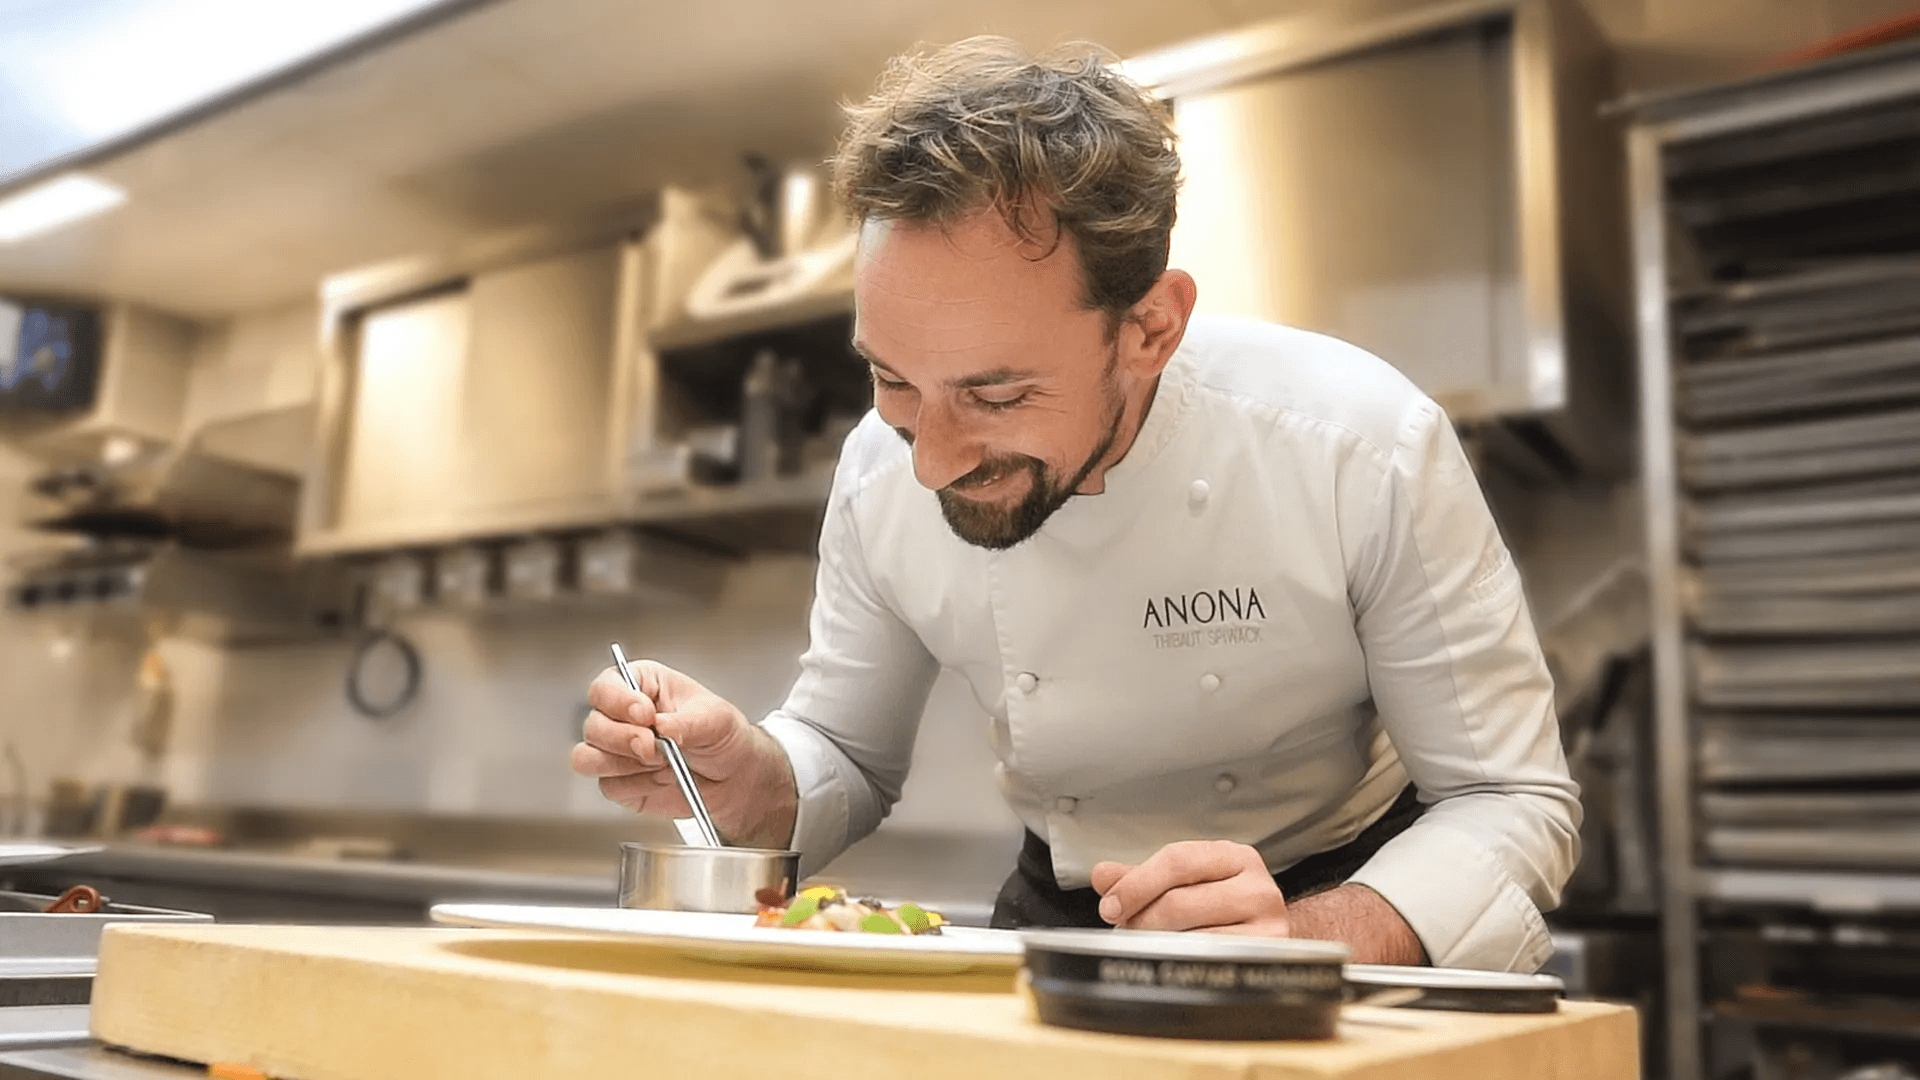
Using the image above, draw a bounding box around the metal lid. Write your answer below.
[1345,964,1565,992]
[1021,928,1351,965]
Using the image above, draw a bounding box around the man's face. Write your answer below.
[852,209,1128,550]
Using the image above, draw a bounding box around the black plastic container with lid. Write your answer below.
[1020,929,1351,1040]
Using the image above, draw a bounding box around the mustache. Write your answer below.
[891,427,1042,495]
[946,454,1043,493]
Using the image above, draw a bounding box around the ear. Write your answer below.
[1118,269,1197,380]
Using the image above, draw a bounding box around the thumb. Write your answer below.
[653,698,733,751]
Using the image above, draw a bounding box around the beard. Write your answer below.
[919,369,1127,551]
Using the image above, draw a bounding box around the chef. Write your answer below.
[572,37,1580,972]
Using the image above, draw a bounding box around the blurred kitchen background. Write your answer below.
[3,0,1920,1077]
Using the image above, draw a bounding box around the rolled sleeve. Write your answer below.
[1347,807,1556,972]
[757,424,940,876]
[1341,400,1582,972]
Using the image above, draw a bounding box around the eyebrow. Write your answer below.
[851,340,1041,390]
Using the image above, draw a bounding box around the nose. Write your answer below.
[906,399,982,492]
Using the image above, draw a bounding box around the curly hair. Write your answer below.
[831,36,1181,332]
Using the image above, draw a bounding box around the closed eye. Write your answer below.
[970,388,1030,411]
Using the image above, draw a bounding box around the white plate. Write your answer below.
[0,844,100,868]
[429,903,1025,975]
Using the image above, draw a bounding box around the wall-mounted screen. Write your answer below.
[0,298,102,415]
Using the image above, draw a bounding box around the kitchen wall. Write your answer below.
[183,300,1018,834]
[0,446,147,829]
[154,560,1018,833]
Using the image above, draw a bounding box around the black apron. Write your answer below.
[990,784,1425,930]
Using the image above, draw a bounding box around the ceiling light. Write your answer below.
[0,174,126,243]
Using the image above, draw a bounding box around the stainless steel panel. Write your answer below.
[1168,23,1525,418]
[1121,0,1518,101]
[334,287,471,538]
[457,243,623,518]
[1136,0,1630,475]
[312,241,630,553]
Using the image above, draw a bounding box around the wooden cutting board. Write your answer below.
[91,924,1638,1080]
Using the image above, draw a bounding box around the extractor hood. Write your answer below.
[1126,0,1631,478]
[22,425,303,547]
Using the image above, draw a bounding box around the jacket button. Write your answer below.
[1188,479,1210,505]
[1015,672,1038,694]
[1199,672,1221,692]
[1054,796,1078,814]
[1214,774,1237,794]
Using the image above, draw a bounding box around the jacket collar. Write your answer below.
[1019,327,1201,550]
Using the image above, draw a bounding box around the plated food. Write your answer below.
[753,885,947,935]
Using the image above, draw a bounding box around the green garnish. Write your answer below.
[896,903,931,933]
[780,896,820,926]
[859,913,905,934]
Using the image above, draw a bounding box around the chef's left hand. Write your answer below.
[1090,840,1290,936]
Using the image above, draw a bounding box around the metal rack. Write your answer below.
[1623,40,1920,1080]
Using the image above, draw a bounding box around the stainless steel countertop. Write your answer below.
[16,821,1022,927]
[0,1040,207,1080]
[54,844,618,908]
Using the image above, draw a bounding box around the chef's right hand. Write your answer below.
[570,658,798,848]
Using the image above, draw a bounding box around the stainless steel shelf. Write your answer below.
[294,472,834,559]
[1711,997,1920,1043]
[1698,868,1920,914]
[649,289,853,354]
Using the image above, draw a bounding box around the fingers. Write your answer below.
[1090,861,1134,895]
[1120,873,1288,933]
[585,660,727,749]
[1097,840,1255,927]
[570,739,661,779]
[570,741,627,778]
[597,773,689,817]
[588,665,657,726]
[581,709,662,767]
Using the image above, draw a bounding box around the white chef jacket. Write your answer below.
[760,312,1581,973]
